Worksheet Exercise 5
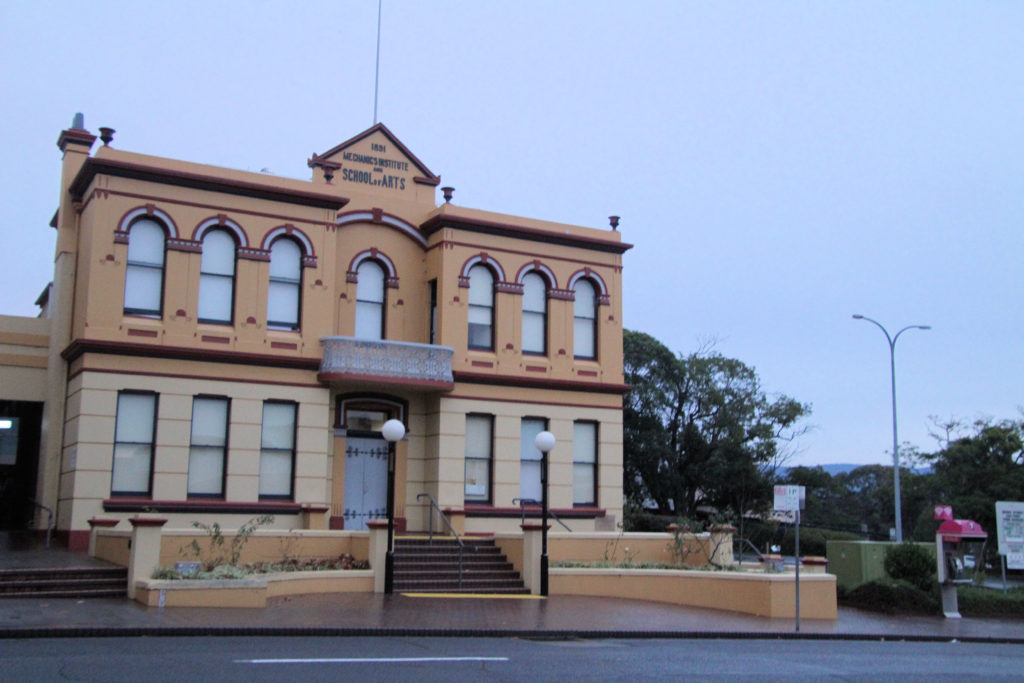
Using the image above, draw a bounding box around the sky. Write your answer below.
[1,1,1021,468]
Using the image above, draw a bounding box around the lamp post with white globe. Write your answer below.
[534,430,556,596]
[381,418,405,594]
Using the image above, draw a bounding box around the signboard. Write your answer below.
[995,501,1024,570]
[774,485,805,512]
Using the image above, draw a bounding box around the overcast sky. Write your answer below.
[1,1,1021,467]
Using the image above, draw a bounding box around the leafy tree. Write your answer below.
[784,466,857,532]
[623,330,810,537]
[923,418,1024,554]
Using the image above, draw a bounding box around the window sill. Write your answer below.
[464,504,605,519]
[103,498,301,514]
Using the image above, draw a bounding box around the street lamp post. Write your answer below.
[534,430,556,597]
[381,418,406,594]
[852,314,930,543]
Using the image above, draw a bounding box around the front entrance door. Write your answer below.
[342,436,389,530]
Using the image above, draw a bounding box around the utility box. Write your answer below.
[826,541,890,590]
[826,540,936,590]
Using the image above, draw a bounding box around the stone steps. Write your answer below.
[0,566,128,599]
[391,537,527,594]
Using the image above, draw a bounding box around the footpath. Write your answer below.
[1,592,1021,643]
[1,542,1020,642]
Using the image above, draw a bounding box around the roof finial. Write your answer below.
[72,112,84,129]
[609,215,619,230]
[442,186,454,204]
[99,127,115,146]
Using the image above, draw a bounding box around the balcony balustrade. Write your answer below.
[319,337,454,390]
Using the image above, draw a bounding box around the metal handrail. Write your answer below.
[736,537,765,562]
[416,493,466,589]
[29,499,53,548]
[512,498,572,532]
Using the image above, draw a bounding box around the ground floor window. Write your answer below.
[187,396,229,497]
[573,421,597,505]
[111,391,157,496]
[259,401,296,499]
[520,417,546,502]
[464,414,493,503]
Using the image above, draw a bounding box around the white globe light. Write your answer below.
[381,419,406,443]
[534,430,556,454]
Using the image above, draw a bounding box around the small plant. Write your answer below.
[181,514,274,571]
[602,521,627,562]
[151,566,184,580]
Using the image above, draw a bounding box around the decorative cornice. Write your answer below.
[453,370,629,394]
[549,289,575,301]
[166,238,202,253]
[238,247,271,261]
[57,127,97,152]
[105,498,303,514]
[62,339,321,371]
[495,282,523,295]
[421,214,632,254]
[69,157,350,210]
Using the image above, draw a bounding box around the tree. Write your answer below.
[623,330,811,532]
[923,418,1024,552]
[784,466,855,532]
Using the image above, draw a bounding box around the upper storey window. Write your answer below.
[467,265,494,351]
[267,238,302,330]
[198,229,236,324]
[123,219,166,317]
[522,273,547,355]
[355,260,386,340]
[573,279,597,359]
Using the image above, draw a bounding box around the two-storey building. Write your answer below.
[1,119,630,551]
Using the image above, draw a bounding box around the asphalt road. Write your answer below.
[2,636,1023,682]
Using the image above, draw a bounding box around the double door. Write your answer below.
[341,436,389,531]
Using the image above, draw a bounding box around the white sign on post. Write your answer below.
[774,485,805,512]
[995,501,1024,570]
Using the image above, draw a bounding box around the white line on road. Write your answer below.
[236,656,510,665]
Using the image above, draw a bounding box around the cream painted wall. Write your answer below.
[58,367,329,531]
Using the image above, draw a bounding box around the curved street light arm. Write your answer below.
[851,315,930,543]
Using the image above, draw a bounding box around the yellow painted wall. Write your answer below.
[26,123,630,539]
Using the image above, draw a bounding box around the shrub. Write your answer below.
[738,520,862,557]
[843,579,939,615]
[958,585,1024,618]
[884,543,935,592]
[181,514,274,570]
[623,509,673,532]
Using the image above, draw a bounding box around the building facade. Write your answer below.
[0,120,631,550]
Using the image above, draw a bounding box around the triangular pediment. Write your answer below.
[309,123,440,197]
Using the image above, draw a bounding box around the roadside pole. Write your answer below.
[795,508,800,633]
[774,485,805,634]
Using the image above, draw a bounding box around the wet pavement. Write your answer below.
[1,538,1021,642]
[2,591,1021,642]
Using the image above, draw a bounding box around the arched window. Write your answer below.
[198,229,236,324]
[267,238,302,330]
[354,260,386,340]
[521,272,547,355]
[123,219,166,316]
[573,279,597,359]
[467,265,494,350]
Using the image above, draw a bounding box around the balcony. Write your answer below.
[319,337,454,391]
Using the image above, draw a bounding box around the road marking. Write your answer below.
[236,656,509,664]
